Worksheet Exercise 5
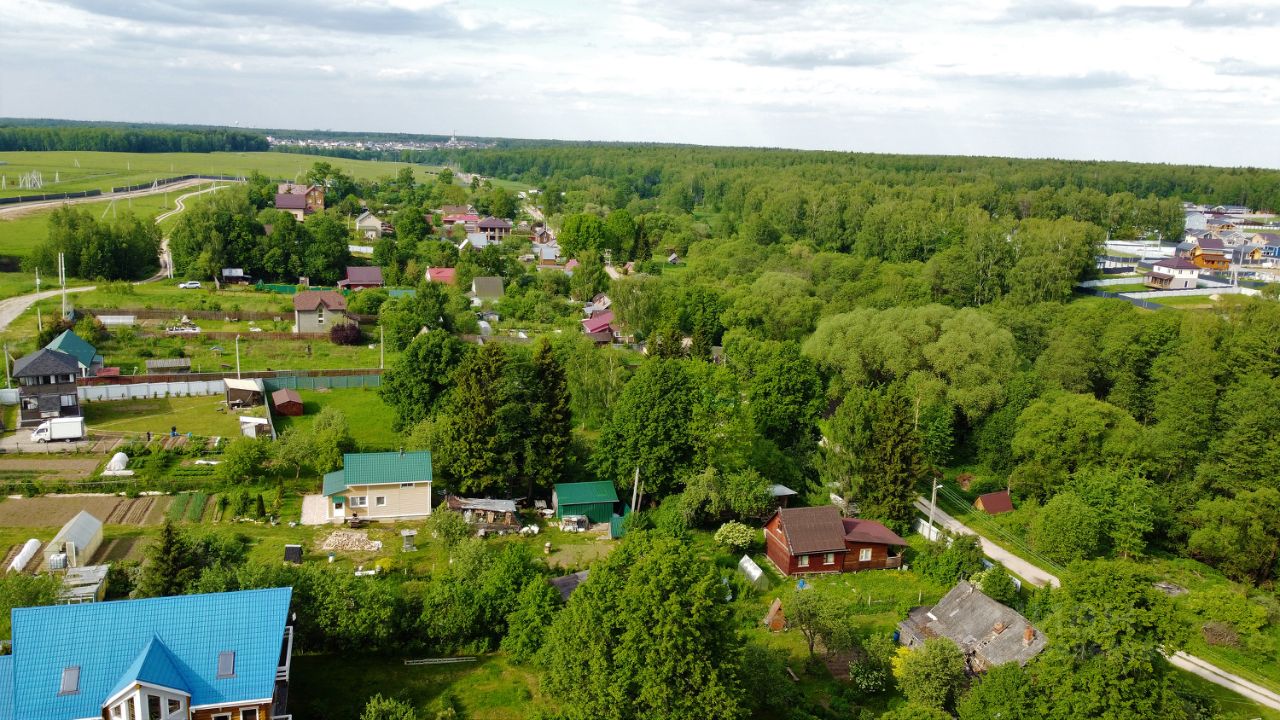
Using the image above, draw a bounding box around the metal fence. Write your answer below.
[0,189,103,205]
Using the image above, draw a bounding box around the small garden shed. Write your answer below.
[552,481,620,524]
[272,388,304,416]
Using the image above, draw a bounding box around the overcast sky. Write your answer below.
[2,0,1279,167]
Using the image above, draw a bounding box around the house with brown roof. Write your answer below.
[278,182,325,212]
[899,580,1047,672]
[1145,257,1200,290]
[338,266,384,290]
[1190,236,1230,270]
[763,506,906,576]
[274,192,310,221]
[478,217,513,242]
[292,290,350,333]
[974,490,1014,515]
[271,388,305,416]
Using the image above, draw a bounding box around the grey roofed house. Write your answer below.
[898,580,1047,672]
[549,570,589,601]
[13,348,80,378]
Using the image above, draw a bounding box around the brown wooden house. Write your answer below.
[763,506,906,576]
[974,489,1014,515]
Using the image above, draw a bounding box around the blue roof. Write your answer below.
[0,656,12,720]
[107,636,190,700]
[324,451,432,496]
[10,587,291,720]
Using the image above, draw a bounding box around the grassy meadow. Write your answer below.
[0,150,444,199]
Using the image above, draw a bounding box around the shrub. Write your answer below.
[967,475,1006,496]
[714,521,755,553]
[330,322,363,345]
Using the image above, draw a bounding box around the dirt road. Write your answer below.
[0,177,213,219]
[143,183,230,283]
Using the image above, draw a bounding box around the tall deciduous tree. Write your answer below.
[379,329,469,431]
[893,637,967,711]
[592,359,695,498]
[1187,488,1280,584]
[541,532,746,720]
[1034,561,1188,720]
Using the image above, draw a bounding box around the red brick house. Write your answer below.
[763,506,906,576]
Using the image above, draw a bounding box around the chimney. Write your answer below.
[1023,627,1035,646]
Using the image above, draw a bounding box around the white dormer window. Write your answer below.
[316,305,325,324]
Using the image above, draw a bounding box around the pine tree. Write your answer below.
[527,339,572,498]
[136,520,191,598]
[439,343,519,494]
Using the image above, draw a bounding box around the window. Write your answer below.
[60,394,76,407]
[147,695,162,720]
[334,501,344,510]
[217,650,236,678]
[375,496,387,507]
[400,482,416,488]
[859,548,872,562]
[797,555,809,568]
[350,496,368,508]
[212,714,232,720]
[59,665,79,695]
[241,710,259,720]
[126,699,138,720]
[167,699,183,716]
[110,704,123,720]
[823,553,835,565]
[316,305,325,324]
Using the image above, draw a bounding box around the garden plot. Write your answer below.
[0,495,169,528]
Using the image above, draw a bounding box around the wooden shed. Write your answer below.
[975,490,1014,515]
[271,388,304,416]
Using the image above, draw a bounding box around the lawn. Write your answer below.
[1152,295,1220,308]
[0,189,186,261]
[0,151,444,200]
[82,395,245,438]
[271,387,397,450]
[291,653,555,720]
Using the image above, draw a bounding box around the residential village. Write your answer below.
[0,142,1279,720]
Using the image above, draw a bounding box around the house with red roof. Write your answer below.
[974,490,1014,515]
[581,310,616,343]
[425,266,457,285]
[763,505,906,576]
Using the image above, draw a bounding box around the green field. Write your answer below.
[82,395,246,438]
[0,189,185,262]
[271,387,398,450]
[0,151,444,200]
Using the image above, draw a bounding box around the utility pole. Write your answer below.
[379,325,385,369]
[630,467,639,511]
[3,343,10,388]
[928,482,943,540]
[235,335,242,379]
[58,253,67,320]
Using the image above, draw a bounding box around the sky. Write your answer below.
[2,0,1280,167]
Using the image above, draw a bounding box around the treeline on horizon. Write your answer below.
[0,120,267,153]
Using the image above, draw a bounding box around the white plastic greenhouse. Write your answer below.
[43,511,103,569]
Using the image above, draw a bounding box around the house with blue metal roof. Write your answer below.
[1,587,293,720]
[323,450,434,523]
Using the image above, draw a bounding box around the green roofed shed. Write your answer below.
[45,329,101,375]
[553,481,620,524]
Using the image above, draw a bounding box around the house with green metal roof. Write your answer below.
[0,587,293,720]
[323,450,434,523]
[553,481,620,524]
[45,329,102,377]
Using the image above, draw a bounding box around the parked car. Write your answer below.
[178,281,201,289]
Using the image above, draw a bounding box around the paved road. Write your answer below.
[915,497,1060,587]
[0,286,96,333]
[916,496,1280,711]
[0,177,213,218]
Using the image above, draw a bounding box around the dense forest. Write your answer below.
[0,120,268,153]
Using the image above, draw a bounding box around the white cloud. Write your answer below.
[0,0,1278,166]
